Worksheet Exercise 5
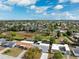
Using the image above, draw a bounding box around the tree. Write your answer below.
[66,30,72,36]
[34,35,42,41]
[53,51,63,59]
[57,31,61,38]
[10,31,16,36]
[63,38,68,44]
[49,37,56,53]
[24,47,41,59]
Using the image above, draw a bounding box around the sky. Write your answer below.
[0,0,79,20]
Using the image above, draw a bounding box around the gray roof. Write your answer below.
[4,41,15,47]
[0,38,6,43]
[72,47,79,56]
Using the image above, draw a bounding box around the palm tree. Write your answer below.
[49,37,56,53]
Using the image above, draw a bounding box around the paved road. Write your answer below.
[77,57,79,59]
[0,54,18,59]
[40,53,48,59]
[67,55,69,59]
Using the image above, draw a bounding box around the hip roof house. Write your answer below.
[15,41,33,49]
[51,44,70,55]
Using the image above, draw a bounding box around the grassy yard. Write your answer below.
[63,55,77,59]
[48,53,77,59]
[3,47,23,57]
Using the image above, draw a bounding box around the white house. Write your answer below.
[51,44,70,55]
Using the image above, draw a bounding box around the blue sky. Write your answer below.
[0,0,79,20]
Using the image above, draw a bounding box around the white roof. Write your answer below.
[21,40,34,44]
[52,44,70,51]
[40,43,49,47]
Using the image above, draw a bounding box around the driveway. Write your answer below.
[67,55,69,59]
[0,54,19,59]
[17,50,26,58]
[77,57,79,59]
[40,53,48,59]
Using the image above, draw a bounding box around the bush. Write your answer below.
[4,50,10,53]
[53,51,63,59]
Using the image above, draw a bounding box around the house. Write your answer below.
[73,33,79,42]
[16,40,49,52]
[51,44,70,55]
[34,41,49,53]
[15,41,33,49]
[73,33,79,39]
[72,47,79,57]
[3,41,15,48]
[0,38,6,45]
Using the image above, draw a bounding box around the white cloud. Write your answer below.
[60,12,77,20]
[54,5,63,10]
[70,0,79,3]
[51,13,56,15]
[30,5,36,9]
[59,0,69,3]
[0,2,12,11]
[43,12,48,15]
[49,12,77,20]
[7,0,37,6]
[30,5,49,13]
[59,0,65,3]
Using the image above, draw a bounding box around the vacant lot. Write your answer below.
[3,47,23,57]
[1,31,37,39]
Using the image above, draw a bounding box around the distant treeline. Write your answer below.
[0,20,79,23]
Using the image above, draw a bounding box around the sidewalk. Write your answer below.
[0,48,10,54]
[40,53,48,59]
[17,50,26,58]
[67,55,69,59]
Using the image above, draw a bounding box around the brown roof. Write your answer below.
[16,42,33,49]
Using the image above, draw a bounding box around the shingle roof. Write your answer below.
[16,41,33,49]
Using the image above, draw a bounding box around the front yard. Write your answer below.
[3,47,23,57]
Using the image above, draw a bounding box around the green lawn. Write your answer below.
[3,47,23,57]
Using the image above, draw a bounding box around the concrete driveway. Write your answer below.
[0,54,19,59]
[40,53,48,59]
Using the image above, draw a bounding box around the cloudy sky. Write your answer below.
[0,0,79,20]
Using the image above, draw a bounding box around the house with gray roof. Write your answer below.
[72,47,79,57]
[0,38,6,45]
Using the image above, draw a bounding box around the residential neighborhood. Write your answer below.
[0,20,78,59]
